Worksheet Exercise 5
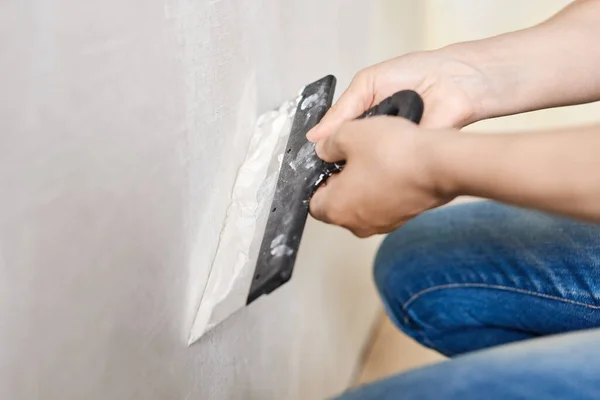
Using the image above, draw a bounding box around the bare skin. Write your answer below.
[308,0,600,237]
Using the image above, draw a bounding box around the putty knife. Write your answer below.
[189,75,423,343]
[248,76,424,303]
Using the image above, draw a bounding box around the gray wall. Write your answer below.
[0,1,423,398]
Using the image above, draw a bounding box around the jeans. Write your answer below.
[336,201,600,399]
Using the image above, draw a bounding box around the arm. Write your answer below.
[431,124,600,224]
[309,119,600,237]
[308,0,600,141]
[309,1,600,236]
[449,0,600,122]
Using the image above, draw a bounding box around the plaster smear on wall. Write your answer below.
[170,1,265,333]
[1,0,403,398]
[189,97,299,343]
[183,72,260,333]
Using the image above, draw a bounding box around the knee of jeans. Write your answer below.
[373,234,402,308]
[373,222,431,303]
[373,226,434,339]
[372,210,477,349]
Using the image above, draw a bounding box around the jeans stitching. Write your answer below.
[417,327,447,355]
[401,283,600,311]
[391,296,449,355]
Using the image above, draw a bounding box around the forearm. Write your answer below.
[443,0,600,122]
[430,125,600,223]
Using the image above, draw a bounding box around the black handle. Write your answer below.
[357,90,424,122]
[314,90,424,190]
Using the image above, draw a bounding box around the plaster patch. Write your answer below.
[189,96,299,344]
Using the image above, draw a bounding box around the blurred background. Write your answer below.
[0,0,596,399]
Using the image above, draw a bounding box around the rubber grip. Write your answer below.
[357,90,424,122]
[315,90,424,187]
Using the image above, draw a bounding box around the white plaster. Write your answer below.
[189,97,299,343]
[270,244,294,258]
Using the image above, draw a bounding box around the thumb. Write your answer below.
[315,129,349,163]
[307,70,373,142]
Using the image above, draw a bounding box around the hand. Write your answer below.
[307,49,490,142]
[309,117,455,237]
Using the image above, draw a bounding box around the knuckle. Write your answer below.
[352,68,370,84]
[308,205,320,221]
[351,228,372,239]
[309,194,325,221]
[312,194,342,225]
[328,199,352,225]
[326,206,344,225]
[328,101,342,115]
[322,133,344,159]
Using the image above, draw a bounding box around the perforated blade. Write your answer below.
[246,81,425,304]
[189,75,423,344]
[247,75,336,304]
[188,75,336,344]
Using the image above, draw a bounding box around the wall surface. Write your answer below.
[0,1,422,399]
[2,0,594,399]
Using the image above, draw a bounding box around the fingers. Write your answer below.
[310,181,375,238]
[311,181,405,238]
[309,175,354,231]
[306,70,374,142]
[309,178,334,225]
[315,129,349,163]
[316,117,405,163]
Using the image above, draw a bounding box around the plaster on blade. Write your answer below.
[188,97,299,344]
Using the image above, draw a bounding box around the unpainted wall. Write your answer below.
[4,1,588,399]
[0,0,423,399]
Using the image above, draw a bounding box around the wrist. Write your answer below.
[437,42,509,124]
[438,28,536,124]
[420,129,476,200]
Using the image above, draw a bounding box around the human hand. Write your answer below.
[309,117,456,237]
[307,50,490,142]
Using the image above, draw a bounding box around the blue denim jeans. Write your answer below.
[336,201,600,399]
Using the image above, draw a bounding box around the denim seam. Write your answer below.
[415,326,443,354]
[396,298,456,357]
[401,283,600,311]
[392,298,440,352]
